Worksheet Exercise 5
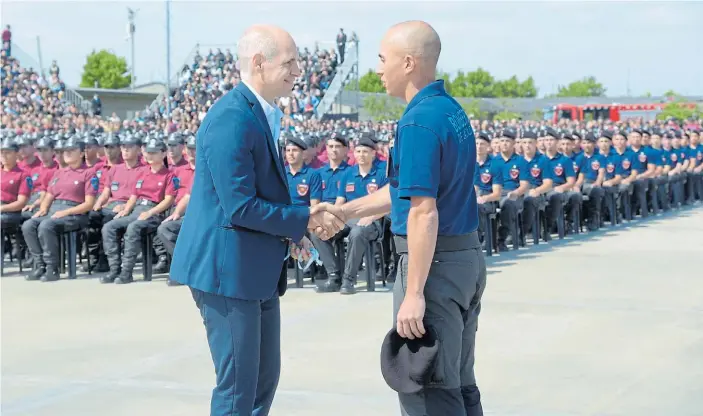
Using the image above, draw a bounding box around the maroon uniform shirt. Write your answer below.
[131,166,177,203]
[47,166,99,203]
[103,161,144,203]
[18,157,43,192]
[174,164,195,204]
[36,160,59,193]
[1,166,32,202]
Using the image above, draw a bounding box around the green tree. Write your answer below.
[493,110,521,121]
[363,95,405,121]
[357,69,385,93]
[460,100,486,120]
[80,49,131,89]
[553,76,606,97]
[656,98,700,121]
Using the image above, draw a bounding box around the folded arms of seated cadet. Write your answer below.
[1,195,28,213]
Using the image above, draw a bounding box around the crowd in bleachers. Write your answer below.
[2,31,703,289]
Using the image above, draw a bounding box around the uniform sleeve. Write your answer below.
[575,154,585,174]
[47,171,59,195]
[100,166,113,191]
[473,163,480,186]
[614,155,625,176]
[649,149,662,166]
[598,154,607,170]
[309,171,322,201]
[165,172,178,197]
[518,158,530,182]
[396,124,441,199]
[377,168,389,187]
[490,161,504,186]
[540,158,553,181]
[85,172,100,197]
[563,157,576,179]
[18,172,32,196]
[336,169,349,200]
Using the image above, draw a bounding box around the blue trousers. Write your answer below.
[190,288,281,416]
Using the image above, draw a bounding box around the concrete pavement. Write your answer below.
[2,207,702,415]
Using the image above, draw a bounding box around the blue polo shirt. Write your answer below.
[388,80,478,236]
[676,147,689,167]
[564,152,581,177]
[628,146,650,173]
[688,145,703,167]
[545,152,575,186]
[286,164,322,206]
[474,155,503,193]
[493,152,528,191]
[317,161,349,203]
[337,163,388,202]
[615,148,638,176]
[600,151,624,180]
[521,152,552,187]
[575,152,606,182]
[644,146,663,168]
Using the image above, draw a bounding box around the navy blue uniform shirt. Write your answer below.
[521,152,552,187]
[474,155,503,193]
[493,152,528,191]
[286,164,322,206]
[600,151,624,180]
[575,152,606,182]
[644,146,663,167]
[629,146,649,173]
[545,152,575,186]
[338,163,388,202]
[615,148,638,176]
[317,161,349,203]
[388,80,478,236]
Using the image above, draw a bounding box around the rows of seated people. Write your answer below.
[474,127,703,252]
[1,123,702,290]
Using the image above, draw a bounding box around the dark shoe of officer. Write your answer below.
[340,275,357,295]
[81,257,110,273]
[22,257,34,269]
[315,272,341,293]
[153,255,169,274]
[497,242,509,252]
[166,278,182,287]
[26,266,46,281]
[40,268,61,282]
[100,268,121,284]
[115,270,134,285]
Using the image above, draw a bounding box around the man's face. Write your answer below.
[536,137,546,152]
[522,139,536,156]
[354,145,375,166]
[168,144,184,161]
[582,140,595,154]
[500,137,514,154]
[476,139,489,156]
[0,149,18,166]
[376,36,407,99]
[104,145,121,161]
[121,144,140,161]
[671,137,680,148]
[628,132,641,147]
[490,138,501,155]
[559,139,573,154]
[642,134,651,147]
[613,134,626,150]
[691,133,700,146]
[260,35,300,98]
[597,137,611,153]
[285,144,304,166]
[650,135,661,148]
[544,136,557,153]
[661,136,671,150]
[37,148,54,163]
[326,140,346,162]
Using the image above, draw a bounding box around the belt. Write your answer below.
[54,199,80,207]
[136,198,158,207]
[393,232,481,254]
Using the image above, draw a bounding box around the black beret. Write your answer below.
[570,131,582,140]
[354,135,376,149]
[477,130,491,142]
[327,131,347,146]
[583,132,597,143]
[641,128,651,136]
[144,137,166,152]
[359,130,377,143]
[521,129,537,140]
[380,326,440,394]
[498,128,516,140]
[631,128,643,135]
[543,127,559,139]
[63,137,85,151]
[599,130,614,140]
[1,137,19,151]
[286,135,308,151]
[186,135,196,149]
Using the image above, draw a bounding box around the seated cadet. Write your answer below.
[53,137,68,169]
[332,134,388,295]
[612,130,640,217]
[284,135,322,207]
[1,138,31,231]
[649,130,672,211]
[490,135,501,157]
[685,129,703,202]
[574,132,606,230]
[100,137,176,284]
[157,135,197,287]
[664,131,686,207]
[627,129,657,217]
[21,137,98,282]
[519,129,553,238]
[596,131,623,222]
[543,128,578,233]
[640,129,663,215]
[83,133,106,175]
[557,131,584,232]
[311,133,351,292]
[83,132,125,272]
[492,128,529,251]
[474,130,503,245]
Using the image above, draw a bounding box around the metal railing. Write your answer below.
[314,41,358,119]
[147,43,203,114]
[9,42,91,111]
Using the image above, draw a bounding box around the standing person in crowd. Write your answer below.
[1,138,31,229]
[101,138,176,284]
[21,138,98,282]
[314,20,486,415]
[336,28,347,63]
[2,24,10,56]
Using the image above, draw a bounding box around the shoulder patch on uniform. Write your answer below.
[173,177,180,190]
[26,176,33,190]
[90,176,99,191]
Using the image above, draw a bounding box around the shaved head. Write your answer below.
[385,21,441,67]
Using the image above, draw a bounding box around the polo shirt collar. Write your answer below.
[403,80,446,115]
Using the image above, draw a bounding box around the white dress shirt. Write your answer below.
[241,79,283,157]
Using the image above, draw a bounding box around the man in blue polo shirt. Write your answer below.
[685,129,703,203]
[597,131,623,222]
[628,129,657,217]
[543,128,579,234]
[575,132,606,230]
[311,20,486,415]
[519,129,553,239]
[492,128,529,251]
[285,135,322,207]
[474,130,503,245]
[333,134,388,294]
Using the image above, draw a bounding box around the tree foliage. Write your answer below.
[357,69,385,93]
[80,49,131,89]
[553,76,606,97]
[657,95,701,121]
[362,95,405,121]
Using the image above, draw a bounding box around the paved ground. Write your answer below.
[2,207,702,416]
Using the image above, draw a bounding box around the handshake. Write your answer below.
[307,203,348,241]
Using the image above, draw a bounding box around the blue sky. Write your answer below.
[4,0,702,97]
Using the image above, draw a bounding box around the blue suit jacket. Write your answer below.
[170,83,309,300]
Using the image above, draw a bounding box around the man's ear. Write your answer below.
[403,55,415,74]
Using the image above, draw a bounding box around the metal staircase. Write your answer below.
[314,40,359,120]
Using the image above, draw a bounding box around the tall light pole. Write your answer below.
[166,0,171,116]
[128,7,138,90]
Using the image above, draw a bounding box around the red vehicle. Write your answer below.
[544,102,697,123]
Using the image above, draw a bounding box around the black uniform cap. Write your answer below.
[583,132,597,143]
[477,130,491,142]
[1,137,19,151]
[167,133,185,146]
[63,137,85,151]
[521,129,538,140]
[328,131,348,146]
[354,135,376,150]
[120,134,142,146]
[498,128,517,140]
[186,135,197,149]
[35,137,55,149]
[286,135,308,151]
[83,133,101,147]
[144,137,167,152]
[599,130,614,140]
[103,132,121,147]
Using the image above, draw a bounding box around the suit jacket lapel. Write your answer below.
[236,83,287,184]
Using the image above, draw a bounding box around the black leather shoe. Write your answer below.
[153,256,169,274]
[40,268,60,282]
[115,271,134,284]
[166,279,182,287]
[26,267,46,281]
[100,269,120,284]
[315,273,341,293]
[340,277,356,295]
[22,257,34,269]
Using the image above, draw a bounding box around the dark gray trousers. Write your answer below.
[393,233,486,416]
[102,205,162,273]
[343,220,380,279]
[156,218,183,256]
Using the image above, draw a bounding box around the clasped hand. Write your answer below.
[307,203,347,240]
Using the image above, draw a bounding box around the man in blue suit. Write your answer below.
[170,25,344,416]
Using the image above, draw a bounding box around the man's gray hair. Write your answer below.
[237,29,278,72]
